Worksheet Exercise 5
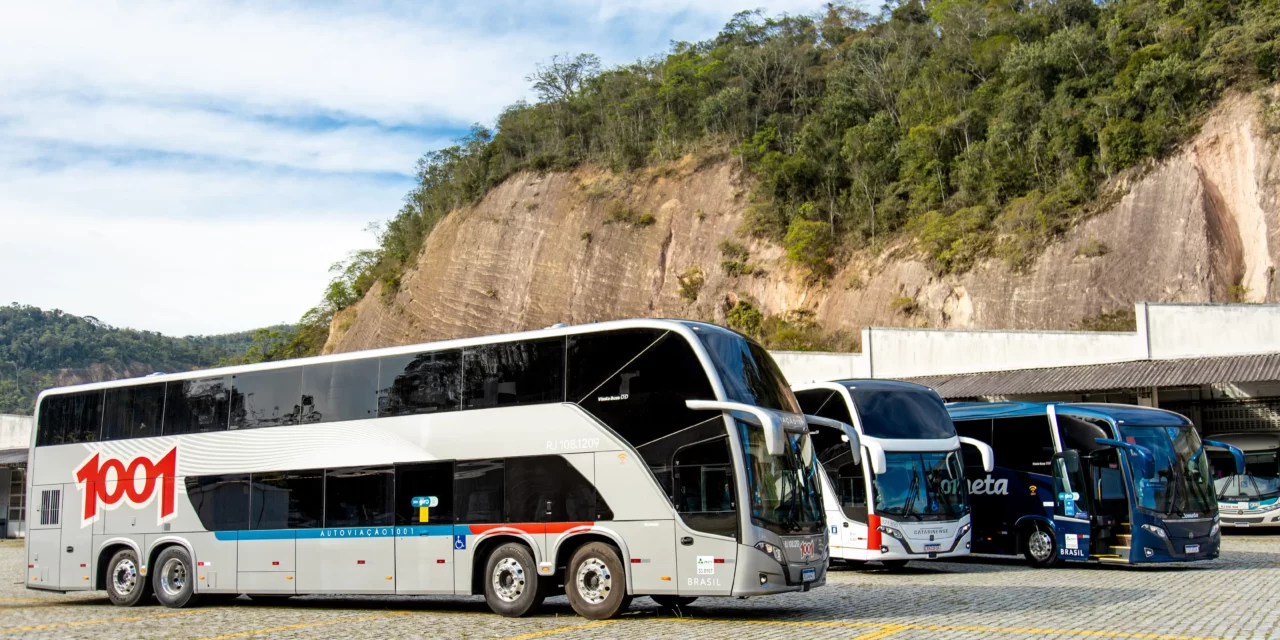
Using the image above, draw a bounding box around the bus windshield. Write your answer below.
[1117,424,1215,516]
[872,451,968,521]
[1213,450,1280,501]
[849,386,956,440]
[693,326,801,414]
[737,421,825,535]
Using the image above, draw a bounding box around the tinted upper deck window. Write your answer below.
[36,391,103,446]
[991,416,1056,473]
[849,387,955,439]
[163,376,231,435]
[301,359,378,424]
[795,388,853,424]
[378,350,462,416]
[231,368,302,429]
[462,339,564,409]
[102,383,165,441]
[249,469,323,529]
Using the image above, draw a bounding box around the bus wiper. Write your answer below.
[900,470,922,520]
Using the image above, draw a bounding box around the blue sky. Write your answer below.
[0,0,831,336]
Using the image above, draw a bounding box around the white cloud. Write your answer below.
[0,97,443,175]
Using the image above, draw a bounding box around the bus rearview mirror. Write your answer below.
[802,414,862,467]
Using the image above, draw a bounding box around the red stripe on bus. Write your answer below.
[867,514,882,550]
[466,522,595,536]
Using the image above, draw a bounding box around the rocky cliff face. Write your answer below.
[326,91,1279,354]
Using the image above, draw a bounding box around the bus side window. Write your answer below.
[794,389,853,424]
[163,377,231,436]
[462,339,565,409]
[395,462,455,526]
[991,417,1056,474]
[325,466,394,527]
[505,456,612,523]
[37,391,104,446]
[302,360,378,425]
[102,383,165,441]
[249,470,323,530]
[231,369,303,430]
[378,350,462,417]
[185,474,250,531]
[671,437,737,538]
[455,460,505,524]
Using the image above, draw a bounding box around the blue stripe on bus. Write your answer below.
[214,525,459,541]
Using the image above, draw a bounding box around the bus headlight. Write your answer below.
[1209,522,1220,537]
[877,525,905,541]
[1141,524,1169,540]
[955,523,972,539]
[754,541,785,565]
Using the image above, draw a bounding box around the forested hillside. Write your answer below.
[0,304,281,414]
[294,0,1279,356]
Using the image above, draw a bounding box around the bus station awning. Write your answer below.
[904,353,1280,399]
[0,449,27,465]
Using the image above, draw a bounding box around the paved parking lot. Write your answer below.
[3,533,1279,639]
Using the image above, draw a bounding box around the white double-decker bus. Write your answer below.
[26,320,844,619]
[792,380,992,569]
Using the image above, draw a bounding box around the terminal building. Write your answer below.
[774,302,1280,437]
[0,414,30,538]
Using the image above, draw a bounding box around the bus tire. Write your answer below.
[152,546,200,608]
[1022,523,1060,567]
[105,548,150,607]
[565,542,631,620]
[650,595,697,610]
[483,542,544,617]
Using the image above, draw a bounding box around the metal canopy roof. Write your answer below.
[0,449,27,465]
[905,353,1280,399]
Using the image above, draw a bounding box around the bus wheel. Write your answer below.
[105,549,151,607]
[1023,524,1059,567]
[153,547,201,608]
[566,542,631,620]
[650,595,697,610]
[879,560,909,572]
[483,542,544,617]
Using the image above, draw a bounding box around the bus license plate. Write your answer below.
[1184,544,1200,554]
[924,543,941,552]
[1235,522,1250,527]
[802,568,816,582]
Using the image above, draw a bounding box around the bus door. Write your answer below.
[1050,451,1092,561]
[58,482,94,589]
[671,436,737,596]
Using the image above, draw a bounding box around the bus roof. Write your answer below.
[945,401,1192,426]
[34,318,738,401]
[802,379,939,395]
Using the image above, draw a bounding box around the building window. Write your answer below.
[8,468,25,527]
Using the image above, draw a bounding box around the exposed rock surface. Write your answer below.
[327,92,1279,353]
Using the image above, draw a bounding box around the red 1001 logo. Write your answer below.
[73,448,178,526]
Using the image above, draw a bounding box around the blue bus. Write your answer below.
[946,402,1243,566]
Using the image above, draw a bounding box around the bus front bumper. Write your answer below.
[730,545,826,596]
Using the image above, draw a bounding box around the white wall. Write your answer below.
[863,327,1143,378]
[1145,303,1280,359]
[0,415,32,450]
[770,302,1280,384]
[773,350,870,384]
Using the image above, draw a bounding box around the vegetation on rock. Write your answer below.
[297,0,1278,357]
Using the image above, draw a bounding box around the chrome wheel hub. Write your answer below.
[575,557,612,605]
[1029,530,1053,560]
[492,557,526,603]
[112,558,138,596]
[160,557,187,598]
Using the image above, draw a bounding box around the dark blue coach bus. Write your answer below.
[946,402,1243,567]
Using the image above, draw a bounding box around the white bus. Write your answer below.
[793,380,992,569]
[25,320,846,619]
[1208,432,1280,529]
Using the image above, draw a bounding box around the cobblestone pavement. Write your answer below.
[4,533,1279,639]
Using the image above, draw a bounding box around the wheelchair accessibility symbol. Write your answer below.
[453,535,467,550]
